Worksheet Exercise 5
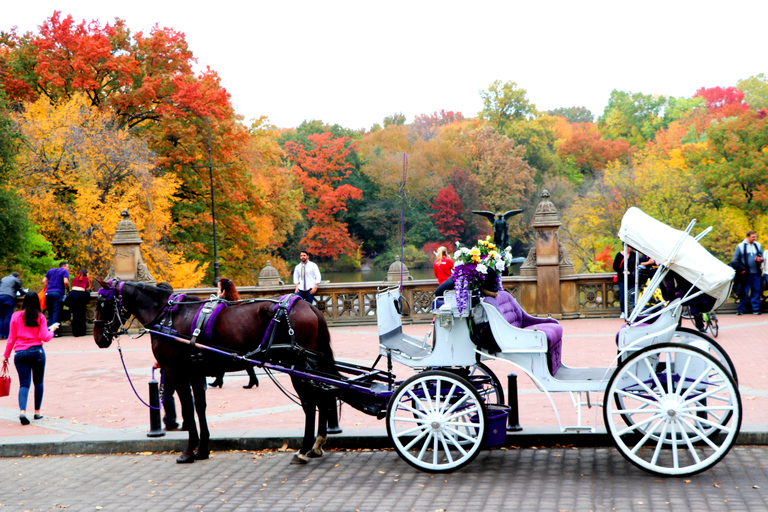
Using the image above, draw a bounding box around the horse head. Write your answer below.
[93,278,128,348]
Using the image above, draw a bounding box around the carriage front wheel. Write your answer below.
[604,343,741,476]
[386,370,488,473]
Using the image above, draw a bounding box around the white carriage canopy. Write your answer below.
[618,207,735,310]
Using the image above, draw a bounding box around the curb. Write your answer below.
[4,425,768,458]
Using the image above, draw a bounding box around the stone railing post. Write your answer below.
[106,210,156,285]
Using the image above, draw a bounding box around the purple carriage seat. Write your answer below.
[482,291,562,375]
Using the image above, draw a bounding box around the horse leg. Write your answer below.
[175,378,199,464]
[191,373,210,460]
[291,381,316,465]
[308,393,330,459]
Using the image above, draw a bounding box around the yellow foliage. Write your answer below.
[13,94,204,281]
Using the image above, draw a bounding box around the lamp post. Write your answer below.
[206,141,220,287]
[170,131,228,287]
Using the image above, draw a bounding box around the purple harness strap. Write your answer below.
[260,294,302,348]
[191,301,227,339]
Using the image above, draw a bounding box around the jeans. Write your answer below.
[45,291,64,327]
[738,273,763,313]
[14,345,46,412]
[0,294,15,338]
[297,289,315,305]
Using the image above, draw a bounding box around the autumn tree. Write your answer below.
[737,74,768,112]
[1,12,292,285]
[557,123,634,175]
[479,80,538,132]
[284,132,363,259]
[412,110,465,140]
[598,90,666,147]
[460,126,535,214]
[547,106,594,123]
[12,94,206,287]
[694,86,749,117]
[428,185,465,240]
[684,112,768,215]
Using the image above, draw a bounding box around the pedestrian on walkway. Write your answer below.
[3,291,59,425]
[42,261,69,330]
[293,250,321,305]
[733,231,764,315]
[434,246,454,285]
[0,272,23,339]
[208,278,259,389]
[67,268,91,337]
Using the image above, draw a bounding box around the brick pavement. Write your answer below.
[1,312,768,450]
[2,446,768,511]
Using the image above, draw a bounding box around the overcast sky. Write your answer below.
[5,1,767,130]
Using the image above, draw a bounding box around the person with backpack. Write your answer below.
[732,230,764,315]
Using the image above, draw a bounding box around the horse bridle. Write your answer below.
[95,280,130,343]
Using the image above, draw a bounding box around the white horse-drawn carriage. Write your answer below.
[377,207,740,476]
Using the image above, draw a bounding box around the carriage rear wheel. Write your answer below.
[387,370,488,473]
[604,343,741,476]
[467,362,505,405]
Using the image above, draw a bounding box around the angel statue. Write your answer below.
[471,209,524,250]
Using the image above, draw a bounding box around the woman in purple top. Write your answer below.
[42,261,69,330]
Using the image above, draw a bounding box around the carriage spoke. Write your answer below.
[397,402,428,419]
[670,421,679,469]
[402,428,431,451]
[443,393,472,417]
[445,426,478,445]
[615,389,661,408]
[644,357,667,396]
[630,417,665,454]
[438,435,455,464]
[650,421,669,466]
[618,412,664,436]
[627,371,663,402]
[683,384,726,407]
[416,432,433,461]
[679,367,714,401]
[420,381,436,413]
[680,412,733,436]
[406,389,431,416]
[438,383,458,414]
[677,421,702,465]
[674,354,692,396]
[445,406,479,423]
[432,433,439,465]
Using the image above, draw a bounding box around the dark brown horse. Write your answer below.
[92,279,338,464]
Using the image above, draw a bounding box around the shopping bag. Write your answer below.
[39,285,47,311]
[0,362,11,397]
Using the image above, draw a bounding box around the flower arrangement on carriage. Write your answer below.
[452,236,515,313]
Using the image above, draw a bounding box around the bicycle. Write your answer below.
[681,305,719,338]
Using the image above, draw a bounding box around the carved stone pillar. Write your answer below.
[532,190,562,317]
[107,210,156,285]
[257,261,284,287]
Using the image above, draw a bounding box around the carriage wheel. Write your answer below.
[615,327,738,438]
[387,370,487,473]
[467,362,505,405]
[604,343,741,476]
[671,327,736,381]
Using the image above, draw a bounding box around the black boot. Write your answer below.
[209,376,223,388]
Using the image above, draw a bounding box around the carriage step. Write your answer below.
[563,426,595,433]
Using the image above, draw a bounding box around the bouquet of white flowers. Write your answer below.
[452,236,514,314]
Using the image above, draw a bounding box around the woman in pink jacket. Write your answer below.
[3,291,58,425]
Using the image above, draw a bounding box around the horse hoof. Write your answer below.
[290,453,309,465]
[307,449,322,459]
[194,450,210,460]
[176,452,195,464]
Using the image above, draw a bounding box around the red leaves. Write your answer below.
[557,123,634,173]
[428,185,465,240]
[284,133,363,259]
[694,86,749,116]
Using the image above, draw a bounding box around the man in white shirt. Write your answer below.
[293,250,321,305]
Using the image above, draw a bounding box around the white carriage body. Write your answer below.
[377,208,741,476]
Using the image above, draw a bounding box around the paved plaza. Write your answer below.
[2,447,768,511]
[1,313,768,511]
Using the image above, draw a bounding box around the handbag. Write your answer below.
[39,285,47,310]
[0,362,11,397]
